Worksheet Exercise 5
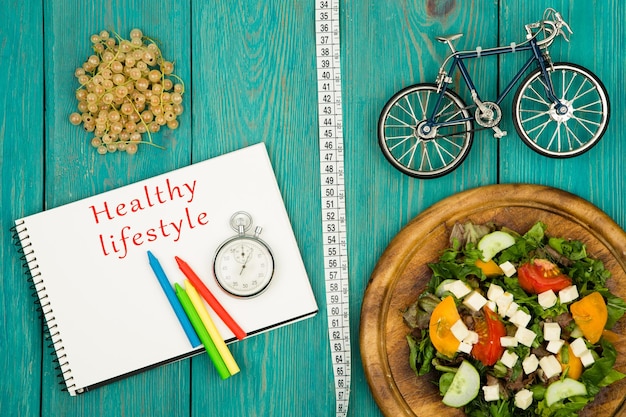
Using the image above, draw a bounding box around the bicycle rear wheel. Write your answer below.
[512,62,610,158]
[378,83,474,179]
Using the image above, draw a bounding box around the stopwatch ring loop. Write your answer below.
[229,211,253,233]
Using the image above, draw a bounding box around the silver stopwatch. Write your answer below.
[213,211,275,298]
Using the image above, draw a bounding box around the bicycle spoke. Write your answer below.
[403,95,419,123]
[435,100,458,119]
[384,134,414,141]
[572,115,601,136]
[570,83,596,103]
[525,119,551,138]
[394,99,417,124]
[520,109,550,124]
[418,143,432,172]
[563,122,585,149]
[560,70,576,99]
[441,107,467,123]
[415,91,430,120]
[574,100,603,114]
[523,84,551,107]
[435,137,461,159]
[378,84,473,177]
[398,140,419,167]
[513,63,609,158]
[386,113,416,129]
[388,135,415,152]
[545,125,560,151]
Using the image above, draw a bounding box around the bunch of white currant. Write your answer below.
[69,29,184,155]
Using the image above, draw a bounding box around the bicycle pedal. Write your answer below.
[492,126,507,138]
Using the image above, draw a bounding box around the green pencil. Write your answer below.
[174,283,231,379]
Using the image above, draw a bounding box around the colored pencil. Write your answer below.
[175,256,247,340]
[174,283,230,379]
[185,279,240,376]
[147,251,201,348]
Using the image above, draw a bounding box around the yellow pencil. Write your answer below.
[184,279,240,376]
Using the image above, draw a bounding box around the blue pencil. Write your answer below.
[147,251,202,348]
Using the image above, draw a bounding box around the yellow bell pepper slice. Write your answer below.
[557,343,583,380]
[429,295,461,357]
[570,292,608,344]
[475,259,503,277]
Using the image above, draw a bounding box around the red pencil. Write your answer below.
[175,256,247,340]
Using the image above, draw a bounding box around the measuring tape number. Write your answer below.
[315,1,351,416]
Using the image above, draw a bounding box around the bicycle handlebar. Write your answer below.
[525,8,573,47]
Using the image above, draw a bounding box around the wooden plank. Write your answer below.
[6,1,624,416]
[0,2,44,416]
[190,1,331,415]
[356,0,500,229]
[342,1,499,415]
[499,1,626,230]
[40,0,192,415]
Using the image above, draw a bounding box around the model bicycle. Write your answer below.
[378,8,610,178]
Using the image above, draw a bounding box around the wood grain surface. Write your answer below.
[1,1,624,417]
[361,184,626,417]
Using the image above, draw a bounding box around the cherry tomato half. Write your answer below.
[517,259,572,294]
[471,306,506,366]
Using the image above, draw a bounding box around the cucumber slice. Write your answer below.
[442,360,480,407]
[477,231,516,261]
[435,279,456,298]
[570,325,584,339]
[545,378,587,406]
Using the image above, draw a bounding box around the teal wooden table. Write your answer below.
[2,1,624,416]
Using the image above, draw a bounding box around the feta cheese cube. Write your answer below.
[522,354,539,374]
[445,280,472,298]
[482,384,500,402]
[501,350,518,368]
[505,301,519,318]
[500,336,518,347]
[546,339,565,354]
[463,291,488,312]
[510,310,531,328]
[543,322,562,341]
[580,350,596,367]
[486,300,497,313]
[515,389,533,410]
[570,337,588,357]
[538,290,558,309]
[463,331,479,345]
[458,341,473,354]
[539,355,562,379]
[496,292,514,317]
[487,283,505,301]
[559,285,579,304]
[450,319,470,342]
[499,261,516,277]
[515,326,537,347]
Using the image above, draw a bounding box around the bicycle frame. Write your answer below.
[377,8,609,178]
[427,37,561,128]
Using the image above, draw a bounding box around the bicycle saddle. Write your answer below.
[436,33,463,43]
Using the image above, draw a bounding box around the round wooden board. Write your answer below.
[360,184,626,417]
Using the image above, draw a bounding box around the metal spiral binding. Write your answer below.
[11,221,75,392]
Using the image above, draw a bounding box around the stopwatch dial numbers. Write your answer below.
[231,243,254,264]
[214,238,274,297]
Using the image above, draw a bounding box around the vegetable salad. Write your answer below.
[403,221,626,416]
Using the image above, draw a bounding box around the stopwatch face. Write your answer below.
[213,236,275,298]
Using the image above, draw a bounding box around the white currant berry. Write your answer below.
[69,113,82,125]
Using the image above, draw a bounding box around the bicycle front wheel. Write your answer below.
[512,62,610,158]
[378,83,474,179]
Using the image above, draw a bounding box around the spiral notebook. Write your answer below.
[13,143,318,395]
